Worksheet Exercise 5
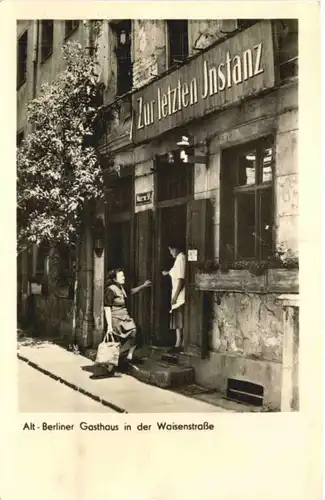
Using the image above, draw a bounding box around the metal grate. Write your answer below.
[226,378,264,407]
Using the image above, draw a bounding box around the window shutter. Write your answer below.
[133,209,153,345]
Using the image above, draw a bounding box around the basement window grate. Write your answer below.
[226,378,264,407]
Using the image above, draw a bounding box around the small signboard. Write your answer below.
[136,191,153,206]
[188,249,198,262]
[30,282,42,295]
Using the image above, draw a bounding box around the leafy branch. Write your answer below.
[17,40,105,253]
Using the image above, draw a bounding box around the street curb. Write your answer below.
[17,353,128,414]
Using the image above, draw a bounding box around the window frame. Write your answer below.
[41,20,54,63]
[64,20,80,39]
[17,30,28,89]
[113,20,133,97]
[220,136,275,262]
[166,20,189,69]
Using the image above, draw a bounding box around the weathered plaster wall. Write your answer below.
[98,21,118,104]
[132,19,238,89]
[36,21,89,92]
[275,108,299,255]
[17,21,89,133]
[186,348,283,409]
[133,20,166,88]
[211,293,284,362]
[188,20,237,53]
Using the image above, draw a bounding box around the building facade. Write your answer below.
[17,19,299,411]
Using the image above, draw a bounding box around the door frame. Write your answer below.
[152,151,194,345]
[104,171,135,289]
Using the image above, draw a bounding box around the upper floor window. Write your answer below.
[276,19,298,81]
[113,20,132,96]
[65,20,79,38]
[220,136,274,262]
[17,30,28,89]
[41,20,54,62]
[167,20,189,68]
[17,130,24,147]
[236,20,257,29]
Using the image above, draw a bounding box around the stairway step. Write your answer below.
[127,359,194,389]
[161,353,179,364]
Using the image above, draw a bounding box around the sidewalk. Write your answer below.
[17,338,233,413]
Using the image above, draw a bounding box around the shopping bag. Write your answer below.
[95,332,120,366]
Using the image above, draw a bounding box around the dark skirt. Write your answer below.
[170,305,185,330]
[111,316,141,357]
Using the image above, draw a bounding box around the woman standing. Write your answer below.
[162,242,186,352]
[91,269,151,379]
[104,268,151,362]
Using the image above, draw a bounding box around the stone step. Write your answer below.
[160,353,180,365]
[127,358,194,389]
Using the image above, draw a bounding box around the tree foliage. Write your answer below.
[17,41,105,252]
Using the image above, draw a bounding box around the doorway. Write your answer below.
[106,220,132,281]
[154,203,187,346]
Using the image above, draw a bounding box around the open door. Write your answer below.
[185,198,214,357]
[133,209,153,346]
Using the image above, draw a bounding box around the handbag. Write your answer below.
[95,331,120,366]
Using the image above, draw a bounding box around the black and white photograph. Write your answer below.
[17,17,300,414]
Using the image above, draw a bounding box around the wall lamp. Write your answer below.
[176,136,209,166]
[93,217,105,258]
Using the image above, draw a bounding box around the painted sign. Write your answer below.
[188,249,198,262]
[136,191,153,206]
[132,21,275,144]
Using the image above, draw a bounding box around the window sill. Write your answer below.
[195,268,299,294]
[40,50,53,65]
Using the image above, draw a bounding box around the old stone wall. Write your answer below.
[211,292,284,362]
[132,20,167,88]
[33,295,74,340]
[132,20,238,89]
[188,19,237,53]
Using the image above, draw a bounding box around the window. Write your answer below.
[114,20,132,96]
[106,176,133,214]
[220,137,274,262]
[41,20,54,62]
[236,20,258,29]
[276,19,298,81]
[17,130,24,147]
[167,20,189,68]
[156,149,194,203]
[65,20,79,38]
[17,30,28,88]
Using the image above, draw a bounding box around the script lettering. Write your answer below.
[254,43,264,75]
[137,97,144,129]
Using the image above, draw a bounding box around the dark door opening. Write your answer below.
[154,204,187,346]
[106,221,132,282]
